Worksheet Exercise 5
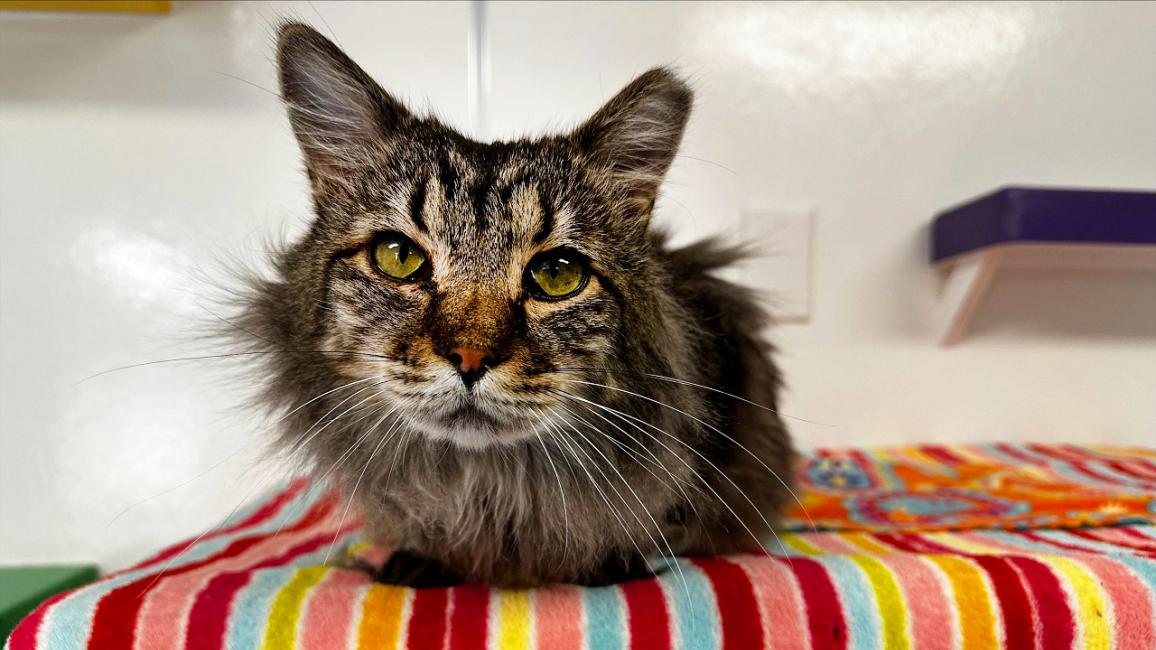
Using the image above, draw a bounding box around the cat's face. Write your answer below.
[272,25,690,449]
[313,143,638,448]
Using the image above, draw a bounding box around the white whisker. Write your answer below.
[563,378,816,532]
[556,390,794,562]
[323,408,406,565]
[530,407,572,564]
[534,411,651,576]
[553,407,692,599]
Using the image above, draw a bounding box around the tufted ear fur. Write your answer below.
[276,23,414,182]
[571,68,693,218]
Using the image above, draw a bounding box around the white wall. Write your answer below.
[1,1,1153,570]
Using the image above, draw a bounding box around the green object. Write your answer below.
[0,565,99,641]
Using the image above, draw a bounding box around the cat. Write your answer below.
[233,22,795,588]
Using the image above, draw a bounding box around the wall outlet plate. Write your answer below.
[727,205,814,323]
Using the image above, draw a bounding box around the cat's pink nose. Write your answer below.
[449,347,489,373]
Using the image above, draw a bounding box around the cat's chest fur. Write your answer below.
[325,424,698,586]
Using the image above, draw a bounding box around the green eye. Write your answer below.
[528,250,589,299]
[372,233,427,280]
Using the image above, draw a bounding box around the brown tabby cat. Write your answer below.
[235,23,795,588]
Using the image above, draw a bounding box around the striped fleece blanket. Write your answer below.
[8,444,1156,649]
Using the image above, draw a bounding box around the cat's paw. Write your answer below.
[373,549,462,588]
[579,552,656,586]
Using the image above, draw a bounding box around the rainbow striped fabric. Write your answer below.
[8,444,1156,649]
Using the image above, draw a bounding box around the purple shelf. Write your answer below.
[931,187,1156,264]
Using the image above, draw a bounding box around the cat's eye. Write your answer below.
[526,249,589,300]
[371,233,427,281]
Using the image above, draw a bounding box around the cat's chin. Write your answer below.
[415,409,541,450]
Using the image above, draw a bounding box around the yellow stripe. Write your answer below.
[262,567,329,650]
[0,1,170,12]
[948,445,990,464]
[850,556,910,650]
[924,532,1006,555]
[357,584,409,650]
[841,532,895,555]
[346,541,371,557]
[927,556,999,648]
[905,447,946,469]
[1087,445,1156,461]
[1043,557,1112,650]
[496,590,533,650]
[781,533,824,556]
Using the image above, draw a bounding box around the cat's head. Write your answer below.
[250,24,692,449]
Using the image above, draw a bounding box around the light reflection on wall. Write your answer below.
[701,3,1032,98]
[77,224,201,316]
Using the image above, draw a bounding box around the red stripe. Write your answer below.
[1106,461,1156,486]
[1054,530,1156,559]
[1007,557,1075,649]
[873,533,921,553]
[447,585,490,650]
[847,450,876,470]
[874,532,961,555]
[1027,444,1085,463]
[622,575,672,650]
[1060,445,1106,462]
[407,588,450,650]
[1069,460,1140,487]
[133,480,311,572]
[1068,528,1156,552]
[994,444,1043,465]
[921,446,966,465]
[185,572,253,650]
[692,558,762,650]
[6,590,73,650]
[904,533,966,555]
[782,557,847,650]
[973,556,1037,648]
[1116,527,1156,547]
[87,491,335,650]
[1019,531,1095,554]
[1119,459,1156,479]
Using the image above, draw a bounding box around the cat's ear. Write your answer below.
[571,68,693,217]
[277,23,413,180]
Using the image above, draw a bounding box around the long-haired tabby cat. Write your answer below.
[235,23,795,588]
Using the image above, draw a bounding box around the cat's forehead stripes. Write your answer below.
[436,158,458,203]
[533,191,554,244]
[408,178,429,233]
[418,149,558,251]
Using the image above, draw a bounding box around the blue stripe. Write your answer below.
[1044,459,1114,487]
[984,530,1071,554]
[1038,458,1152,493]
[662,560,720,649]
[1036,529,1134,554]
[966,530,1039,553]
[583,583,626,650]
[981,443,1037,467]
[820,556,880,650]
[767,532,807,557]
[1081,461,1156,489]
[227,568,298,649]
[1136,526,1156,540]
